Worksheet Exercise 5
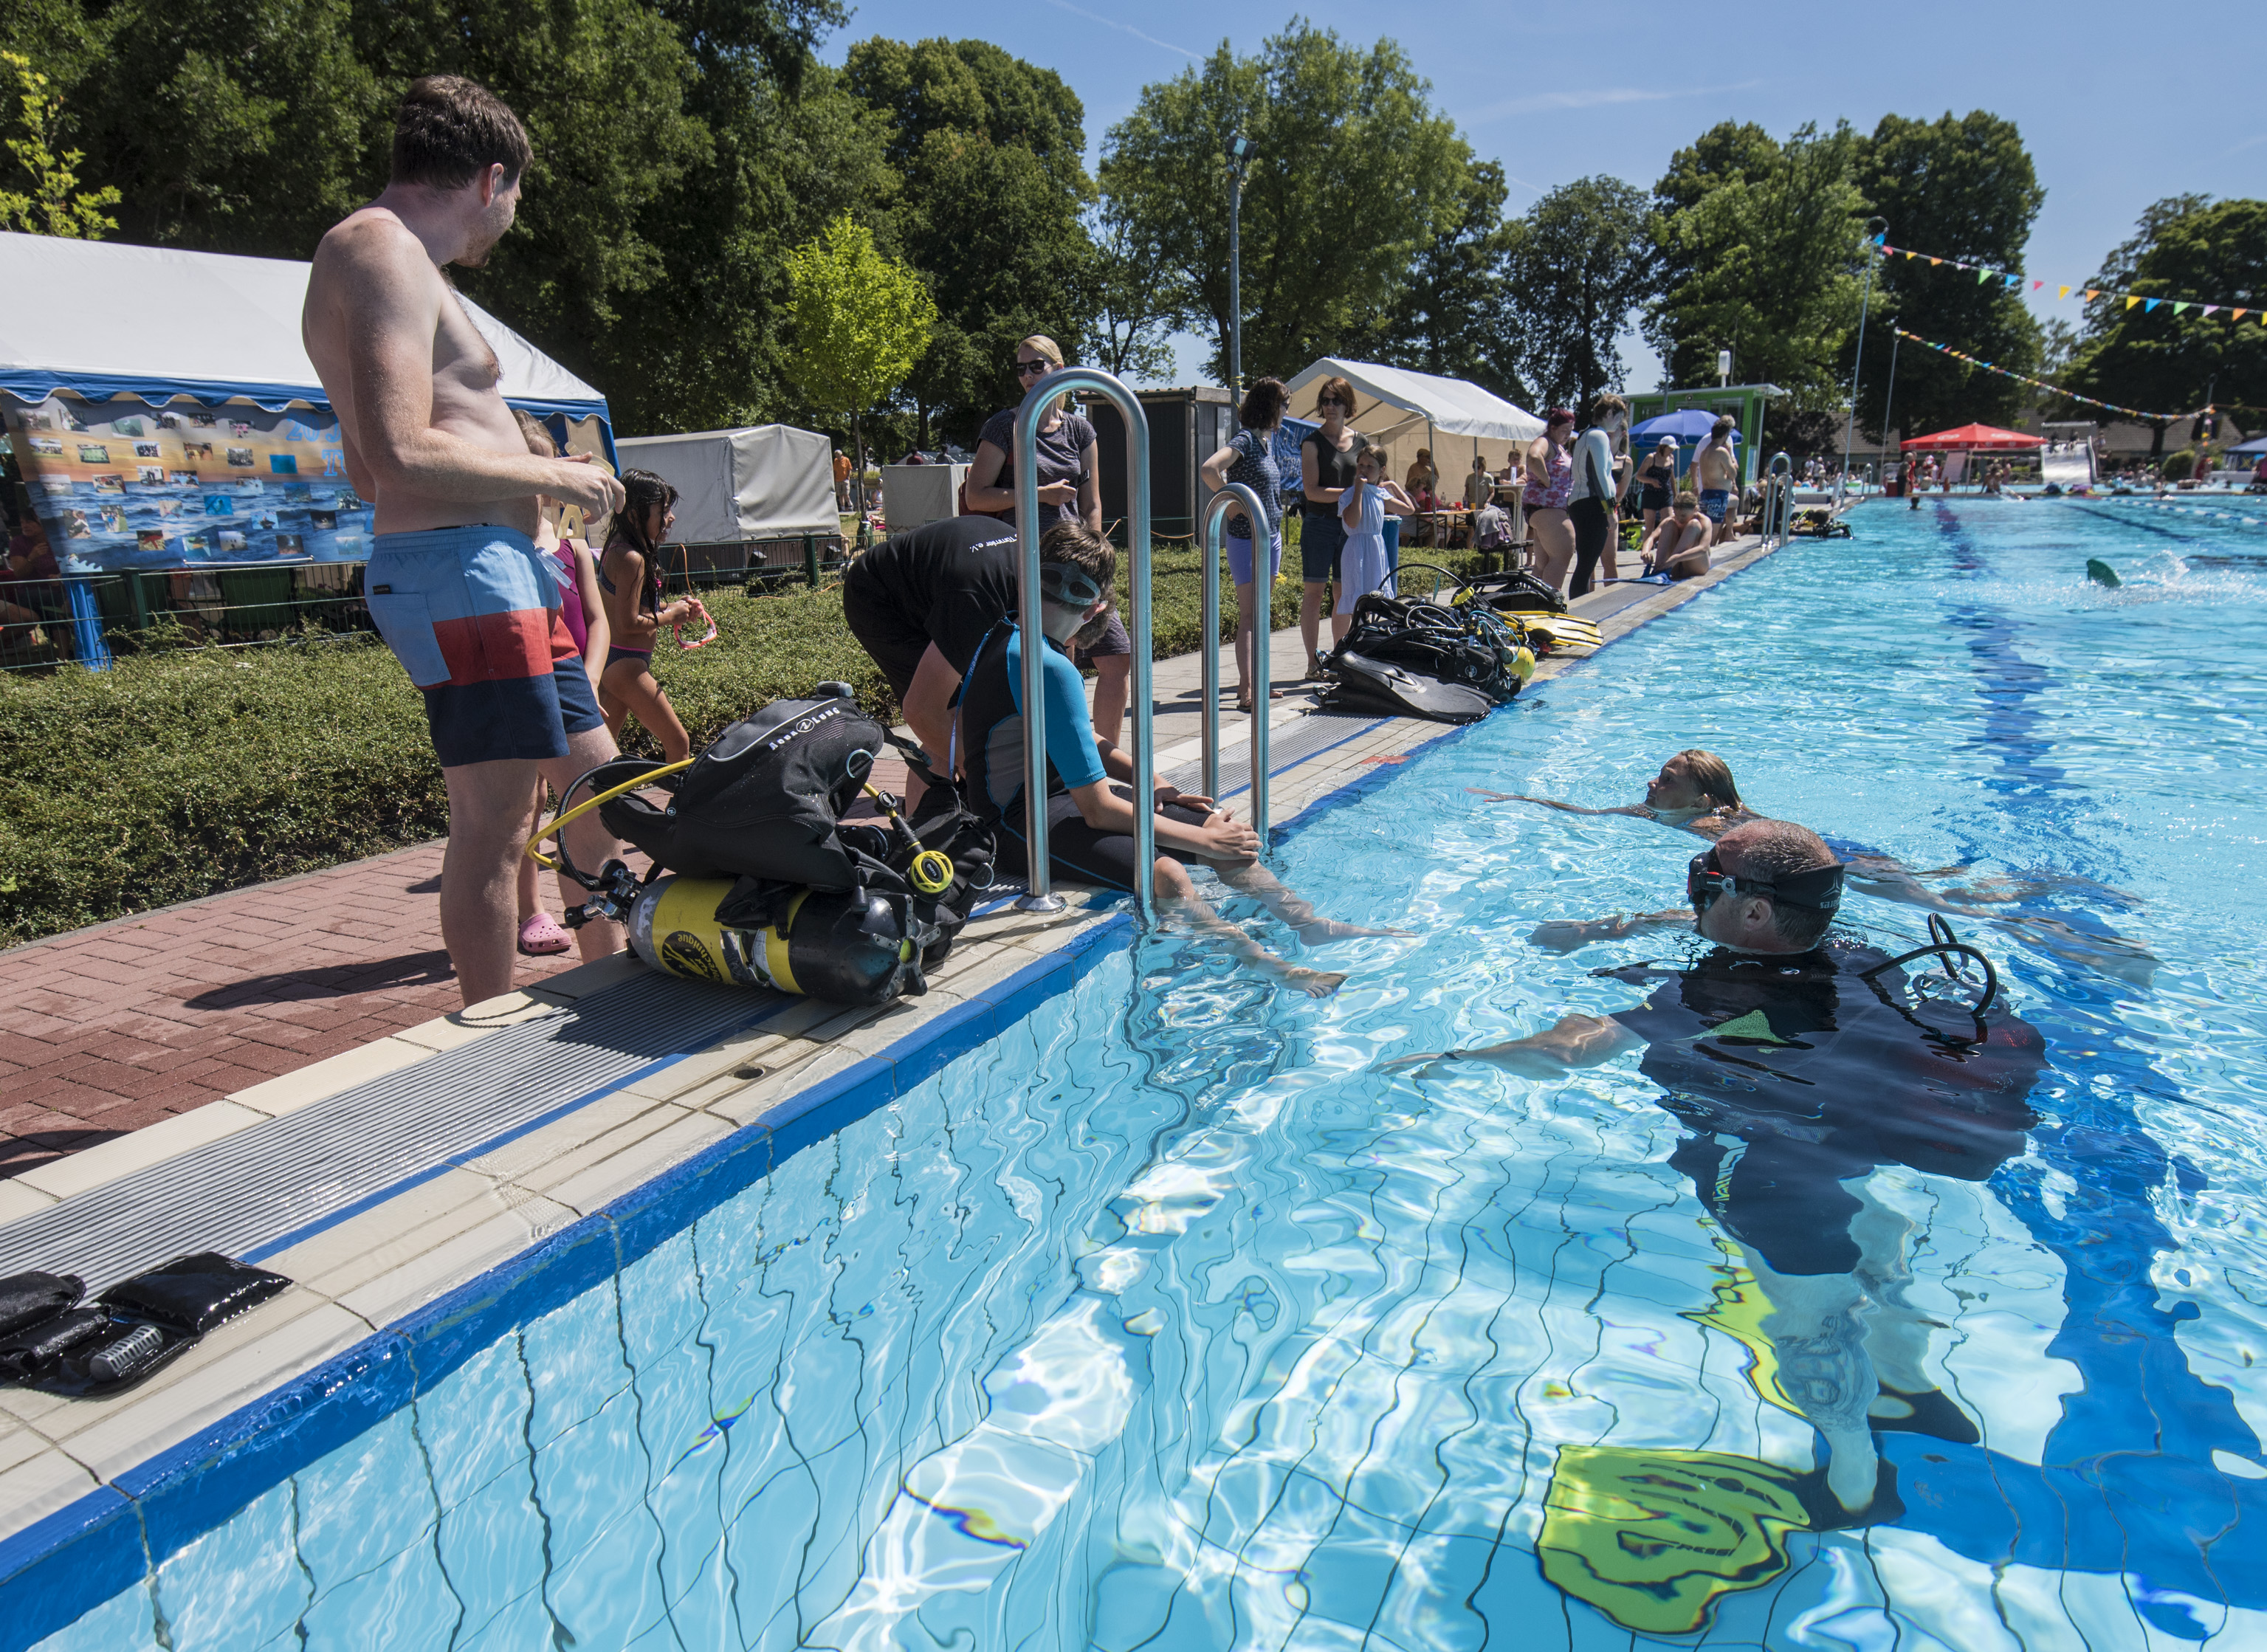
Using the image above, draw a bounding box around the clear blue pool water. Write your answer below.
[38,498,2267,1650]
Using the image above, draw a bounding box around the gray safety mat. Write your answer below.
[0,971,786,1290]
[1161,709,1383,799]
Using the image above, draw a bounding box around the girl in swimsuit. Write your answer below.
[1522,409,1578,592]
[598,468,706,763]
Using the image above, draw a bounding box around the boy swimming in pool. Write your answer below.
[955,521,1405,996]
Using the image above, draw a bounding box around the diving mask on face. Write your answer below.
[1686,846,1845,915]
[1036,560,1105,610]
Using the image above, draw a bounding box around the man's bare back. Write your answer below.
[303,194,619,535]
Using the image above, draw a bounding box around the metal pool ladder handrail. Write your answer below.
[1198,483,1273,843]
[1765,451,1795,547]
[1014,365,1154,920]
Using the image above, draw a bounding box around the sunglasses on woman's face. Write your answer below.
[1318,398,1347,410]
[1015,359,1051,376]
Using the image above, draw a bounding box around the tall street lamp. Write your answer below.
[1228,132,1250,391]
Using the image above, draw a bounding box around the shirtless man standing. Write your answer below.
[303,76,630,1007]
[1692,414,1741,545]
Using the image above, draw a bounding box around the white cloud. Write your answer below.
[1464,79,1763,125]
[1039,0,1200,61]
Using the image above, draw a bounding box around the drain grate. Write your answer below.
[0,972,788,1290]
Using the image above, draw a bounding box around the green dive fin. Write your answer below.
[2085,558,2120,588]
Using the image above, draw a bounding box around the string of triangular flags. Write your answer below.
[1891,327,2204,423]
[1873,236,2266,324]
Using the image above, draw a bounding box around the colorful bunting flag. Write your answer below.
[1891,326,2209,424]
[1878,242,2253,321]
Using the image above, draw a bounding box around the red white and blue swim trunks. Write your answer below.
[362,526,603,768]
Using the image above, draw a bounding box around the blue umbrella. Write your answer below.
[1630,408,1741,444]
[2227,434,2267,455]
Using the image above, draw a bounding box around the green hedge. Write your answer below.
[0,542,1484,946]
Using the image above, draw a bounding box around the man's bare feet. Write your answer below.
[1279,966,1347,998]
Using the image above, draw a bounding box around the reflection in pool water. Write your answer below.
[35,499,2267,1650]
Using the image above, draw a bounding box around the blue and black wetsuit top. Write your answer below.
[953,617,1109,832]
[1603,940,2046,1276]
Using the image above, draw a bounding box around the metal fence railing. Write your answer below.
[2,531,853,673]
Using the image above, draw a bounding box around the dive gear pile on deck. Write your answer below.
[1320,582,1536,725]
[0,1254,289,1397]
[538,686,994,1006]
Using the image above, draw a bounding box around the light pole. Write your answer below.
[1839,218,1886,507]
[1228,132,1249,391]
[1879,321,1902,490]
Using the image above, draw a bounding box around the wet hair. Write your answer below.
[1719,818,1839,949]
[1673,489,1698,510]
[1588,393,1628,424]
[1314,376,1356,417]
[391,76,532,191]
[512,409,557,458]
[1239,376,1287,432]
[1672,748,1741,810]
[1039,519,1115,604]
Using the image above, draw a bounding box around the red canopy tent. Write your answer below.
[1899,423,2043,451]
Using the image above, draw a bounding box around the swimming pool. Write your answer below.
[30,498,2267,1649]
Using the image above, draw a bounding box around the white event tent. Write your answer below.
[615,426,837,546]
[1282,358,1544,488]
[0,231,609,426]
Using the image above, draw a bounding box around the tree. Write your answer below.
[0,49,118,235]
[1084,203,1184,383]
[843,37,1098,446]
[1645,122,1867,413]
[1854,111,2045,438]
[784,213,936,511]
[2059,197,2267,458]
[1506,176,1654,409]
[1101,22,1470,383]
[1357,159,1526,404]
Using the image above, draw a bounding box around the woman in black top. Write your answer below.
[1298,375,1366,680]
[1635,437,1679,540]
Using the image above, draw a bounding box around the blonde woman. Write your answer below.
[965,334,1131,744]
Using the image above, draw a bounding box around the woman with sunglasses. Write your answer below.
[1298,376,1367,679]
[1522,407,1578,591]
[965,334,1130,744]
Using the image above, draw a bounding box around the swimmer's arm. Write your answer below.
[1527,909,1690,952]
[1387,1012,1643,1075]
[1465,789,1653,819]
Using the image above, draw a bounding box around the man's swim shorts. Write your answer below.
[363,526,603,768]
[1699,488,1732,523]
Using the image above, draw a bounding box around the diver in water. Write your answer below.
[1474,750,2154,983]
[957,520,1403,997]
[1392,818,2048,1515]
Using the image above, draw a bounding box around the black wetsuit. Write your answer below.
[1605,941,2046,1275]
[842,516,1020,697]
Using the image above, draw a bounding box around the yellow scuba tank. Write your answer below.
[627,875,926,1005]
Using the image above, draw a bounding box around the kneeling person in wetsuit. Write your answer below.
[959,522,1403,997]
[1394,819,2046,1515]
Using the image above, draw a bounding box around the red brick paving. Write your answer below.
[0,754,914,1181]
[0,840,595,1180]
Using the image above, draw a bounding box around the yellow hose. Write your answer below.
[860,779,955,895]
[523,758,695,870]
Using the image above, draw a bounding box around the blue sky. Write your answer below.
[822,0,2258,394]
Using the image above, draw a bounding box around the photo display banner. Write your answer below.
[4,395,374,572]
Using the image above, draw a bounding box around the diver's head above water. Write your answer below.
[1033,520,1116,642]
[1689,819,1845,954]
[1645,748,1742,814]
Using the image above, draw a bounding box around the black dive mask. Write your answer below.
[1686,845,1845,915]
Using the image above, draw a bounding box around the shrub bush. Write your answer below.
[0,542,1487,946]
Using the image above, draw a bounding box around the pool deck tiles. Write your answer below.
[0,532,1790,1619]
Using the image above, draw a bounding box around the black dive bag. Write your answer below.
[1459,568,1568,616]
[1327,592,1528,706]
